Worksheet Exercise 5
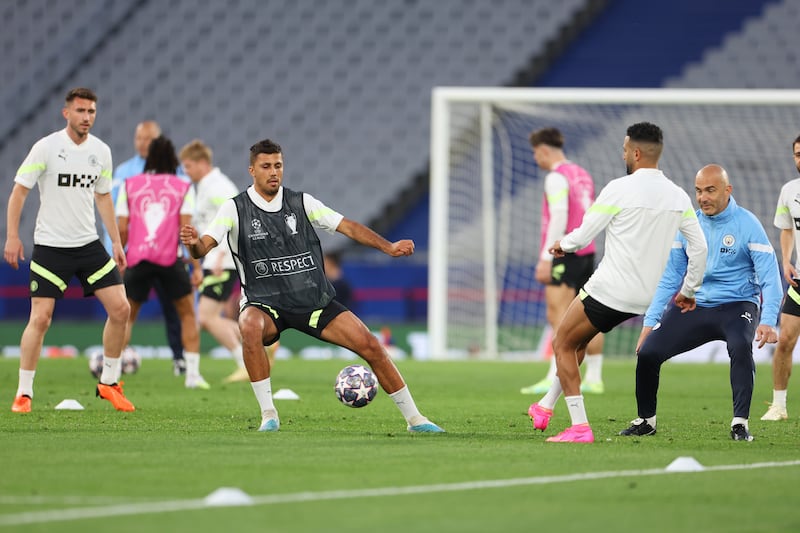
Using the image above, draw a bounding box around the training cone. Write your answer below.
[204,487,254,506]
[665,456,705,472]
[54,399,84,410]
[273,388,300,400]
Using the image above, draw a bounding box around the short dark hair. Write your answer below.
[249,139,282,165]
[528,127,564,149]
[65,87,97,104]
[144,135,179,174]
[793,134,800,148]
[626,122,663,145]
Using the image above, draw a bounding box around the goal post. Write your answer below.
[428,87,800,360]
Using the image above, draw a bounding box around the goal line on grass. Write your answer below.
[1,459,798,527]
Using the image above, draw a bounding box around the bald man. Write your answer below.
[619,164,782,442]
[110,121,162,214]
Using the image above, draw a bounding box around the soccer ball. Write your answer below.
[88,349,104,379]
[334,364,378,408]
[121,346,142,375]
[87,347,141,379]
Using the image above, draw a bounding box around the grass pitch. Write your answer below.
[0,356,798,532]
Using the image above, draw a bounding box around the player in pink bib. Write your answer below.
[522,127,606,403]
[116,136,209,390]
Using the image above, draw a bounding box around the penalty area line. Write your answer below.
[1,459,798,527]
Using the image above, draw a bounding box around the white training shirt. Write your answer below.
[560,168,707,314]
[203,185,344,291]
[14,129,113,247]
[774,177,800,271]
[192,167,239,271]
[540,169,569,260]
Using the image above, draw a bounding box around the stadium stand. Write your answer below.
[2,0,800,324]
[535,0,781,88]
[0,0,590,253]
[666,0,800,88]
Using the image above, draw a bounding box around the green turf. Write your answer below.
[0,357,798,532]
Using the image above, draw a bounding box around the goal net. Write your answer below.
[428,87,800,360]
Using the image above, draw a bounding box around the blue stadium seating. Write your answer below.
[2,0,800,323]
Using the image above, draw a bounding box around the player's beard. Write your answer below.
[70,122,90,140]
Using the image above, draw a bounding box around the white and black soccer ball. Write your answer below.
[334,364,378,408]
[121,347,142,375]
[88,349,104,379]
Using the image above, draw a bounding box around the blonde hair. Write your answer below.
[179,139,213,163]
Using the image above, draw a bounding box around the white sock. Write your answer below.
[732,417,748,430]
[100,356,121,385]
[251,377,275,414]
[583,353,603,383]
[389,385,424,425]
[185,352,201,378]
[232,344,245,369]
[772,389,787,408]
[545,357,558,381]
[564,395,588,425]
[17,369,35,398]
[645,416,656,428]
[539,378,563,410]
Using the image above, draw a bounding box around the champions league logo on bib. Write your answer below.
[249,218,268,240]
[285,213,298,235]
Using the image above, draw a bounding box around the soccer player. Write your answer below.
[179,138,444,433]
[4,87,134,412]
[180,139,265,384]
[520,127,605,396]
[529,122,707,443]
[762,134,800,421]
[117,135,209,390]
[108,120,186,376]
[618,164,781,441]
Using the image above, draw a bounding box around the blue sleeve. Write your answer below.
[643,234,688,327]
[111,160,134,206]
[747,216,783,327]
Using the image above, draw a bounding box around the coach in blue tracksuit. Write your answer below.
[619,164,782,442]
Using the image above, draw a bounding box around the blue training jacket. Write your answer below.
[644,196,782,328]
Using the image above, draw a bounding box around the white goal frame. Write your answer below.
[428,87,800,360]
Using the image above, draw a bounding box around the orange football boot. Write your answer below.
[11,395,31,413]
[96,382,135,412]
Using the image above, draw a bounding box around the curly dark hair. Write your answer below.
[626,122,663,145]
[144,135,179,174]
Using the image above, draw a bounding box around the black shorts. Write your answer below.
[124,260,192,302]
[242,299,349,345]
[640,301,758,361]
[579,289,639,333]
[30,241,122,298]
[550,253,594,289]
[781,285,800,317]
[199,269,238,301]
